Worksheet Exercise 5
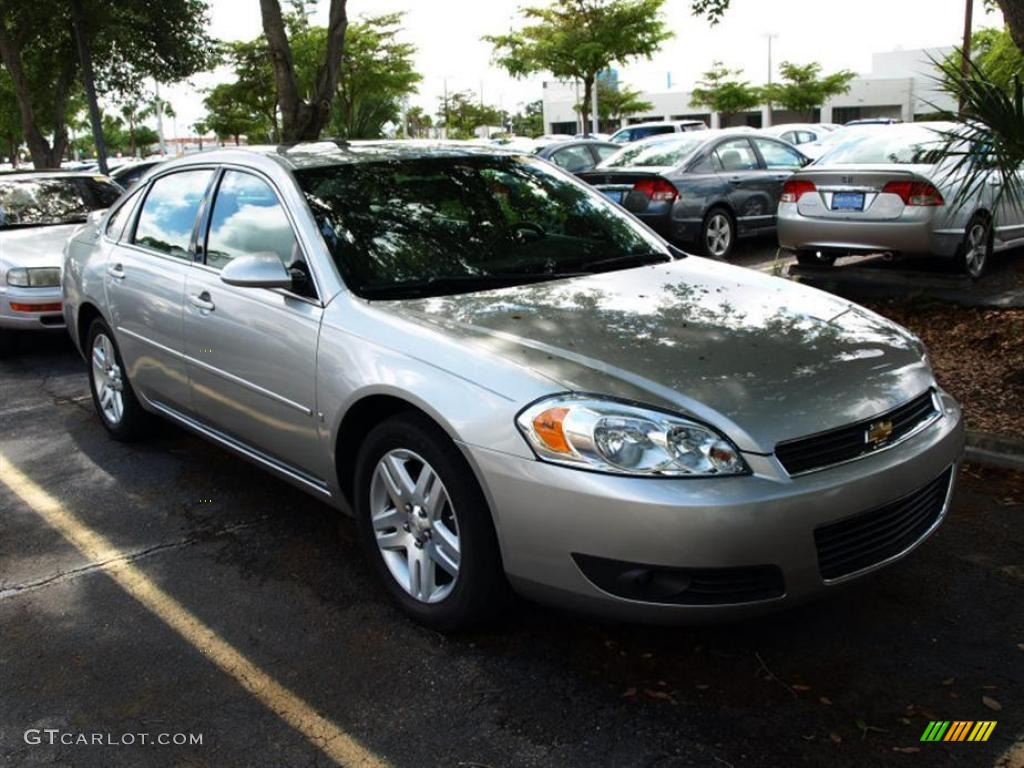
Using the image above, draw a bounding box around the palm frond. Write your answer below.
[928,52,1024,216]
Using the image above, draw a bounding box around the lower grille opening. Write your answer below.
[572,553,785,606]
[814,467,953,581]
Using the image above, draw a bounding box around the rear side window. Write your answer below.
[133,170,213,259]
[713,139,760,171]
[104,188,142,241]
[594,145,620,162]
[550,145,594,172]
[205,171,299,271]
[752,138,805,170]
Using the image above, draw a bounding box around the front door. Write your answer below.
[106,169,214,412]
[750,137,808,226]
[712,137,778,235]
[182,169,326,485]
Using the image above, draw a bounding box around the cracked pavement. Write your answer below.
[1,245,1022,767]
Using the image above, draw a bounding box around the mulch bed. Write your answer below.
[864,302,1024,440]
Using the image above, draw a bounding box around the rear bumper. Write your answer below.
[0,285,66,331]
[470,390,964,623]
[777,203,962,258]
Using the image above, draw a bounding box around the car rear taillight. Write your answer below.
[881,181,944,206]
[632,178,678,202]
[781,179,816,203]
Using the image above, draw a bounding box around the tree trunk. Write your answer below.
[69,0,107,173]
[997,0,1024,53]
[0,22,60,167]
[260,0,347,142]
[580,75,594,135]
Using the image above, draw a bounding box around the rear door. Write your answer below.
[711,137,777,234]
[751,137,808,222]
[106,168,214,412]
[182,168,327,485]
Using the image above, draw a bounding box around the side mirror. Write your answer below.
[220,253,293,289]
[87,209,107,227]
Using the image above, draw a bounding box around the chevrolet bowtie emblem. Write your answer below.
[866,419,894,447]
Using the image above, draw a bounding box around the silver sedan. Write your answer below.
[63,143,964,630]
[777,122,1024,278]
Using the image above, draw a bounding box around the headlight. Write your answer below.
[6,267,61,288]
[516,395,748,477]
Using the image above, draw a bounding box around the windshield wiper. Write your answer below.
[361,271,588,299]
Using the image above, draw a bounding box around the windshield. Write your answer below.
[817,126,948,165]
[0,177,122,228]
[295,155,672,299]
[600,137,704,169]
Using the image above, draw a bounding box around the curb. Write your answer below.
[965,431,1024,471]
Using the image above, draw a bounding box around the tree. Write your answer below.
[405,106,432,138]
[0,0,212,169]
[509,100,544,137]
[992,0,1024,53]
[437,90,504,139]
[192,119,210,151]
[689,62,762,124]
[945,27,1024,93]
[260,0,348,141]
[690,0,731,23]
[0,68,23,165]
[596,82,653,123]
[486,0,671,133]
[763,61,856,121]
[221,38,281,142]
[203,83,265,145]
[329,13,420,139]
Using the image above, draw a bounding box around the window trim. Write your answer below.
[102,186,144,243]
[198,165,322,306]
[127,166,220,262]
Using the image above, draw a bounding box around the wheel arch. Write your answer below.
[76,302,108,359]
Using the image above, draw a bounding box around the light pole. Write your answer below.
[960,0,974,114]
[764,33,778,126]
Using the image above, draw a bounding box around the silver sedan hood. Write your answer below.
[379,257,933,453]
[0,224,80,268]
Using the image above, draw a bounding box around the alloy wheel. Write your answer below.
[705,213,732,257]
[91,333,125,425]
[965,221,989,278]
[370,448,461,604]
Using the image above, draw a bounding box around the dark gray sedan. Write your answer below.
[579,131,810,258]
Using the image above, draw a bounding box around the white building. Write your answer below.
[541,48,957,134]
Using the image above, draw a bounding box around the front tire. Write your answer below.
[354,413,506,632]
[700,207,736,260]
[957,214,992,279]
[87,319,149,441]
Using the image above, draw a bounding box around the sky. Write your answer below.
[156,0,1005,137]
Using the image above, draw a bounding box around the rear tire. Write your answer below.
[700,207,736,260]
[956,214,992,279]
[86,318,150,441]
[0,329,19,358]
[354,412,507,632]
[795,249,836,267]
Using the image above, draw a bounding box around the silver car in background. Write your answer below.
[0,171,122,356]
[63,143,963,631]
[778,122,1022,277]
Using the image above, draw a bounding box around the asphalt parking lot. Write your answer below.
[1,244,1022,768]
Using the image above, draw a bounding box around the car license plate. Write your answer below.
[601,190,623,204]
[831,192,865,211]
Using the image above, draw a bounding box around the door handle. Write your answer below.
[107,263,125,280]
[188,292,215,313]
[726,176,744,184]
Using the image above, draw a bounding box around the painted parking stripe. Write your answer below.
[0,454,388,768]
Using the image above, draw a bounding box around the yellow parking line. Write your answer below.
[0,455,388,768]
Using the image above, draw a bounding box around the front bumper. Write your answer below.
[0,285,66,331]
[777,203,962,259]
[469,390,964,623]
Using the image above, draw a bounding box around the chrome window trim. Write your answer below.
[778,390,944,478]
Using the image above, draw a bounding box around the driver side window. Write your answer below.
[205,171,315,298]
